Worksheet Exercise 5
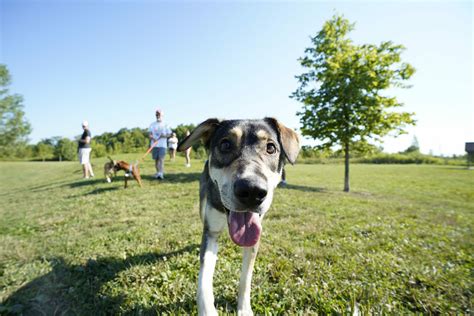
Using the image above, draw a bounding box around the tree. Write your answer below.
[34,141,54,162]
[292,15,416,192]
[403,136,420,154]
[54,138,77,161]
[0,64,32,158]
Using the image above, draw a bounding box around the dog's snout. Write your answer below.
[233,179,267,207]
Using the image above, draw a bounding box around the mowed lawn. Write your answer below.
[0,156,472,314]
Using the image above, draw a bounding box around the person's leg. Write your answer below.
[185,149,191,167]
[79,148,90,178]
[280,168,287,185]
[155,158,161,174]
[86,149,94,177]
[82,164,88,178]
[157,147,166,178]
[158,157,164,174]
[152,148,160,177]
[87,162,94,177]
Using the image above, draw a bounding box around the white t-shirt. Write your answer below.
[168,136,178,149]
[149,121,172,148]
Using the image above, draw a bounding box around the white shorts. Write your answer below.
[78,148,92,164]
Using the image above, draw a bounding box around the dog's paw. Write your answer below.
[106,178,111,183]
[198,308,218,316]
[237,309,253,316]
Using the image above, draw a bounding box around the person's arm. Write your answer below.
[149,125,157,141]
[78,131,91,144]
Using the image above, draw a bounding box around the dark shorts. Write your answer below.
[152,147,167,160]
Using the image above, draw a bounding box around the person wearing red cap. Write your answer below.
[149,109,172,179]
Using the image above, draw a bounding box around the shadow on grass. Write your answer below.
[84,187,120,195]
[278,183,326,193]
[65,171,201,189]
[68,178,106,188]
[2,244,199,315]
[27,180,73,193]
[0,180,73,197]
[141,172,201,183]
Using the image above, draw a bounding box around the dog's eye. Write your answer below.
[266,143,277,154]
[219,139,232,152]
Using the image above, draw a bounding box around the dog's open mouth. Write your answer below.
[227,211,262,247]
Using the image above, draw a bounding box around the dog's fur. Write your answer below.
[104,157,143,188]
[178,118,300,315]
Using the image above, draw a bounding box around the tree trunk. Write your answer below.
[344,142,350,192]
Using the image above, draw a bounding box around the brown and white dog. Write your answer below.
[178,118,300,315]
[104,157,143,188]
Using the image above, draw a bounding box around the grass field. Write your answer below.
[0,155,472,314]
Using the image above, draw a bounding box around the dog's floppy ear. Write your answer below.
[177,118,222,151]
[264,117,300,164]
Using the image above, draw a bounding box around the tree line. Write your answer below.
[0,124,202,161]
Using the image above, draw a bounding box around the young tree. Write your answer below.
[0,64,32,158]
[291,15,416,192]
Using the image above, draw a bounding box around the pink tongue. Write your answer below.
[228,211,262,247]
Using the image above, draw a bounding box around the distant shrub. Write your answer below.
[91,141,107,158]
[193,146,207,160]
[297,152,466,166]
[358,153,443,164]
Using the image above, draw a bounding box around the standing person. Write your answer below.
[168,132,178,161]
[149,108,172,179]
[184,130,191,167]
[78,120,95,179]
[279,168,287,186]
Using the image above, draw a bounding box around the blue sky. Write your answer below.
[1,0,472,156]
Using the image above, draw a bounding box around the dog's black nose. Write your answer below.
[233,179,267,207]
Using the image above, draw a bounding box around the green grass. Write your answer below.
[0,156,473,314]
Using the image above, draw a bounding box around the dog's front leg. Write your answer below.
[237,242,260,316]
[198,228,220,316]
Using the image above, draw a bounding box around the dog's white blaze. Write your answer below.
[238,164,256,180]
